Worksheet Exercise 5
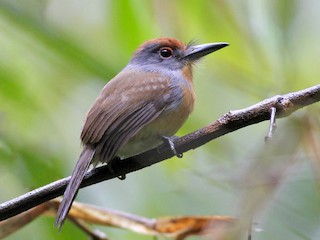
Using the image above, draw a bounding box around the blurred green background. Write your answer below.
[0,0,320,239]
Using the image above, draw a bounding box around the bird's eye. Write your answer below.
[159,47,173,59]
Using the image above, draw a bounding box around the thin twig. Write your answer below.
[0,84,320,221]
[69,217,109,240]
[265,107,277,143]
[247,216,252,240]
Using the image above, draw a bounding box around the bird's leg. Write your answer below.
[108,156,126,180]
[162,136,183,158]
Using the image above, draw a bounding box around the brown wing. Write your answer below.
[80,69,173,162]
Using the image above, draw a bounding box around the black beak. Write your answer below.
[182,42,229,61]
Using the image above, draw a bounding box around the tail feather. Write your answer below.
[54,147,95,230]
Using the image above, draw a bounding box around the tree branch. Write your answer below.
[1,84,319,221]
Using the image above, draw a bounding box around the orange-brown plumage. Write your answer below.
[133,38,187,57]
[55,37,228,229]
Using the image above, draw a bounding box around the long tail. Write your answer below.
[54,147,95,230]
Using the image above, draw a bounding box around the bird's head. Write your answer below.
[129,38,228,71]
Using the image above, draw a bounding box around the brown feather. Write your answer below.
[97,102,163,162]
[55,147,95,230]
[81,69,171,148]
[55,37,228,230]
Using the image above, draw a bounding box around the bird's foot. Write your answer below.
[108,156,126,180]
[162,136,183,158]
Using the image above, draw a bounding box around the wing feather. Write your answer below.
[98,103,162,161]
[80,69,173,163]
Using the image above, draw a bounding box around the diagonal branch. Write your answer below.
[1,84,319,221]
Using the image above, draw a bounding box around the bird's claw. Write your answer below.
[162,136,183,158]
[108,157,126,180]
[118,174,126,180]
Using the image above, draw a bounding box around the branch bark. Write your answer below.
[1,84,320,221]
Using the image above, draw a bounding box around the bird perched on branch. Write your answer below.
[55,37,228,229]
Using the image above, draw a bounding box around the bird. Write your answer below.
[55,37,228,229]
